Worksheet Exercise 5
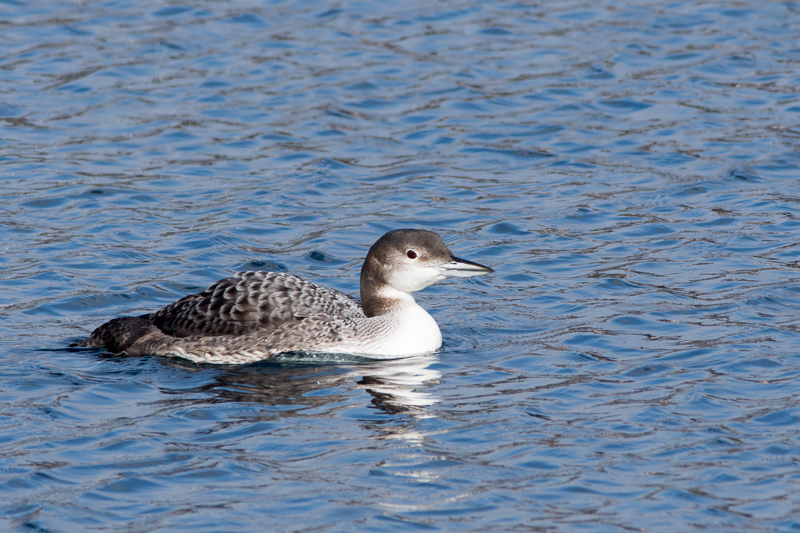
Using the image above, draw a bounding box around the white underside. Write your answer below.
[334,289,443,358]
[357,304,442,358]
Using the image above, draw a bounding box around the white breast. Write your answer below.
[346,301,443,358]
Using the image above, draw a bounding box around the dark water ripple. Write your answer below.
[3,0,800,531]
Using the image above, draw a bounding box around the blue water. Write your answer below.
[3,0,800,531]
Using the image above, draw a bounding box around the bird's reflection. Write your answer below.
[154,352,442,419]
[355,355,441,417]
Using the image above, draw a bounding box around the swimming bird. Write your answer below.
[78,229,493,364]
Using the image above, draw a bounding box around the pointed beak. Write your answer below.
[435,255,494,278]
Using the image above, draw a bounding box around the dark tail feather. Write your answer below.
[76,316,156,353]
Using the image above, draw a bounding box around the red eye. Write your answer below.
[406,250,417,259]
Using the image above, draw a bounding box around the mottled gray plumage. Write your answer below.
[150,271,364,337]
[78,229,493,364]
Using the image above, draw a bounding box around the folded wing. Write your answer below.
[148,271,364,338]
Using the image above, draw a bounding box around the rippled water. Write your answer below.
[3,0,800,531]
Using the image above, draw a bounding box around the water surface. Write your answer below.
[2,0,800,531]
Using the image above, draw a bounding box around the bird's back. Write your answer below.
[79,271,365,354]
[148,271,364,337]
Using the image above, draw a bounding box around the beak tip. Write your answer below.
[440,256,494,277]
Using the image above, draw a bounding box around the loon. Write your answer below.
[78,229,493,364]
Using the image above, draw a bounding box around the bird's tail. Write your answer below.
[75,316,155,353]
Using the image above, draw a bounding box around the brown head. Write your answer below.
[359,229,493,317]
